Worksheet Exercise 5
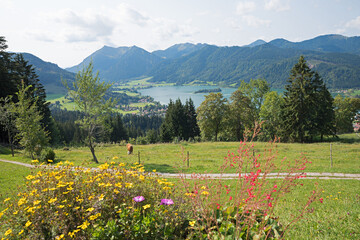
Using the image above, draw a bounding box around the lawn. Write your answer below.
[0,137,359,239]
[0,161,33,204]
[1,136,359,174]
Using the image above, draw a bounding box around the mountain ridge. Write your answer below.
[21,34,360,92]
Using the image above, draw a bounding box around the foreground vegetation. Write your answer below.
[1,138,359,239]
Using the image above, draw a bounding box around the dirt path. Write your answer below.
[1,159,360,180]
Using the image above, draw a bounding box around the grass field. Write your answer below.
[0,136,359,239]
[1,135,359,174]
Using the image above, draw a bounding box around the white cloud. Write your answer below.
[264,0,290,12]
[236,1,256,15]
[242,15,270,27]
[345,16,360,30]
[153,18,199,41]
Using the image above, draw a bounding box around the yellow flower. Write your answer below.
[143,204,151,210]
[112,156,118,160]
[77,220,90,230]
[98,194,104,201]
[201,191,210,196]
[55,234,64,239]
[67,186,74,191]
[33,200,41,205]
[47,159,53,163]
[13,210,18,215]
[18,197,27,206]
[125,182,133,188]
[48,197,57,204]
[89,213,101,220]
[25,220,32,227]
[18,229,24,235]
[201,186,207,190]
[114,189,120,194]
[3,197,11,203]
[111,161,116,165]
[68,229,80,238]
[189,221,196,227]
[31,159,39,163]
[58,205,65,209]
[139,175,145,181]
[152,169,156,172]
[116,209,122,213]
[5,228,12,236]
[99,163,109,170]
[86,207,95,212]
[74,206,80,210]
[88,196,94,200]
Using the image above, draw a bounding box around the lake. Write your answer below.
[138,86,237,107]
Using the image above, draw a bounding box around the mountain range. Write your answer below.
[22,34,360,94]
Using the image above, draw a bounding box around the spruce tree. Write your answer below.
[281,56,335,142]
[184,98,200,140]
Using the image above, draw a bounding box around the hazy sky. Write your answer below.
[1,0,360,68]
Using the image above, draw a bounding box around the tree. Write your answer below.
[333,95,357,134]
[160,98,199,142]
[238,79,270,118]
[184,98,200,140]
[160,100,175,142]
[225,89,254,141]
[63,61,116,163]
[197,93,228,141]
[0,96,17,156]
[259,91,284,141]
[281,56,335,142]
[12,82,49,159]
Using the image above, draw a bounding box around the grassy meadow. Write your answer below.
[0,135,359,239]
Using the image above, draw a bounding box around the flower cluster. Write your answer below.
[0,161,188,239]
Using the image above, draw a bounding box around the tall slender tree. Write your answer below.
[12,82,49,159]
[63,61,116,163]
[184,98,200,140]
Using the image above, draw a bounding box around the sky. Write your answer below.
[1,0,360,68]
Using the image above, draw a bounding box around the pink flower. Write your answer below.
[133,196,145,202]
[160,199,174,205]
[319,198,323,203]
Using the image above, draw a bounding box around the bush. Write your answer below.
[39,147,55,163]
[0,161,190,239]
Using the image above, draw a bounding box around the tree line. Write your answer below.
[195,56,360,143]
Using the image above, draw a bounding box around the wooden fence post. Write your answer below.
[187,151,190,168]
[330,144,333,168]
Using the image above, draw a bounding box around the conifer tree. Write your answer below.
[184,98,200,140]
[281,56,335,142]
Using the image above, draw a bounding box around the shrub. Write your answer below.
[39,147,56,163]
[179,133,320,239]
[0,161,190,239]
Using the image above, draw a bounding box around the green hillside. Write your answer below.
[149,44,360,89]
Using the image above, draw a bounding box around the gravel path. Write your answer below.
[1,159,360,180]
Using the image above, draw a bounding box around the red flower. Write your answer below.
[319,198,323,203]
